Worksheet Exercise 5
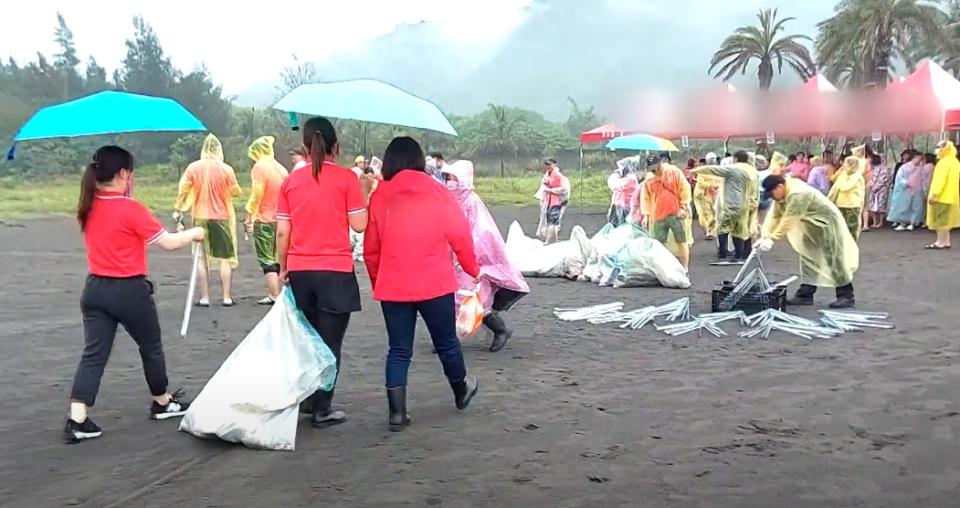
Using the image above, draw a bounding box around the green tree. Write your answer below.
[53,13,82,100]
[84,57,110,93]
[710,8,814,89]
[563,97,602,140]
[816,0,948,89]
[116,16,179,96]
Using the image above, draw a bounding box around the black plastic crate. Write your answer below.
[711,282,787,314]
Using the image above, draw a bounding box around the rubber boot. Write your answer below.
[717,233,730,259]
[451,376,479,410]
[386,386,411,432]
[786,284,816,306]
[828,284,856,309]
[311,388,347,428]
[483,312,513,353]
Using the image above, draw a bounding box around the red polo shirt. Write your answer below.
[83,191,167,277]
[363,170,480,302]
[277,159,365,272]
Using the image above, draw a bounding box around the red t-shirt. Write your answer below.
[83,191,167,277]
[363,170,480,302]
[543,168,566,207]
[277,159,365,272]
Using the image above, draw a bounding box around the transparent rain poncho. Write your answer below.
[926,141,960,230]
[175,134,242,268]
[693,172,722,234]
[692,162,759,239]
[761,178,859,287]
[639,164,694,255]
[245,136,289,223]
[443,161,530,314]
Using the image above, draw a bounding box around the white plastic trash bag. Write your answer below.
[601,237,691,289]
[178,288,337,451]
[505,221,591,278]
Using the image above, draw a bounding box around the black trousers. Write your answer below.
[796,283,855,299]
[288,270,360,414]
[71,276,168,406]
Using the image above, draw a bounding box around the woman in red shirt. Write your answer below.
[363,137,481,432]
[277,117,372,428]
[66,146,204,444]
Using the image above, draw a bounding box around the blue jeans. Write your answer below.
[381,293,467,388]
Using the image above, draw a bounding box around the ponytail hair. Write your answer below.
[302,117,338,180]
[77,146,135,230]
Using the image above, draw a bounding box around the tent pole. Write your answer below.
[578,142,584,213]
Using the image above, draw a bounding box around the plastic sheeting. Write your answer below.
[505,221,591,279]
[584,223,691,289]
[178,288,337,451]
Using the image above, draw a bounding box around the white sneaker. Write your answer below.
[906,225,914,231]
[894,225,906,231]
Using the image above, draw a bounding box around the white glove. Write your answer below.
[172,211,183,221]
[755,238,775,252]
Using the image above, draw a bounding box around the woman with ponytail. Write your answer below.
[277,117,374,429]
[66,146,205,444]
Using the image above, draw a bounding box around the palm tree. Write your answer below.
[710,8,815,89]
[816,0,948,89]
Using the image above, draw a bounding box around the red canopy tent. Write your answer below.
[884,60,960,134]
[579,123,638,144]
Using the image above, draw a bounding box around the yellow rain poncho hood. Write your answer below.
[762,178,859,287]
[769,152,788,176]
[827,156,866,209]
[175,133,242,268]
[926,141,960,229]
[247,135,276,162]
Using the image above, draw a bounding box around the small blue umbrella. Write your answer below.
[273,79,458,136]
[606,133,679,152]
[8,91,206,159]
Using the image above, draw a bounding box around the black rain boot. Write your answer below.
[717,233,730,259]
[311,388,348,428]
[829,284,856,309]
[299,392,315,415]
[732,237,746,260]
[450,376,479,410]
[386,386,411,432]
[786,284,817,306]
[483,312,513,353]
[743,238,753,259]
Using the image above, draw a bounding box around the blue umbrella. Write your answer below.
[606,133,679,152]
[7,91,206,159]
[273,79,457,136]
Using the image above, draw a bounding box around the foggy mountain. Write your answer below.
[235,0,836,119]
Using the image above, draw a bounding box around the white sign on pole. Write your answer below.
[680,136,689,148]
[766,132,776,145]
[871,131,882,142]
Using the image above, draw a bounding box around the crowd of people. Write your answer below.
[63,118,531,443]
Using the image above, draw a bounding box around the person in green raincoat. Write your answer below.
[244,136,289,305]
[755,174,859,309]
[691,150,759,260]
[173,134,242,307]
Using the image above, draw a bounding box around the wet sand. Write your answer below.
[1,207,958,508]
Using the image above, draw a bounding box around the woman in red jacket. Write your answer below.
[364,137,481,432]
[67,146,204,443]
[277,117,373,429]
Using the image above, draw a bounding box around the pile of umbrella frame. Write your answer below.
[553,298,894,340]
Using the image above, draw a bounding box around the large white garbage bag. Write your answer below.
[179,288,337,451]
[599,237,691,289]
[505,221,591,279]
[582,222,648,283]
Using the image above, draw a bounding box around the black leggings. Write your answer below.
[288,270,360,414]
[71,276,169,406]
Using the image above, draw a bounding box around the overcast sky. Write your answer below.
[6,0,838,98]
[5,0,533,94]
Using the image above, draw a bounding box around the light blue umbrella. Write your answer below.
[606,133,679,152]
[13,91,206,141]
[273,79,458,136]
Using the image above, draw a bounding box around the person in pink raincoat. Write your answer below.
[441,160,530,352]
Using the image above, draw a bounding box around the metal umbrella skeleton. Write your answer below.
[273,79,458,155]
[6,90,208,337]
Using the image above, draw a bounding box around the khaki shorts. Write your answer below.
[653,215,687,244]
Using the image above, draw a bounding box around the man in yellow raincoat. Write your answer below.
[641,156,692,271]
[173,134,242,307]
[691,150,759,260]
[925,140,960,250]
[693,152,721,239]
[827,156,866,241]
[756,174,859,309]
[244,136,289,305]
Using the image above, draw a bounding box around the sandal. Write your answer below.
[221,299,235,307]
[195,299,210,308]
[925,244,951,250]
